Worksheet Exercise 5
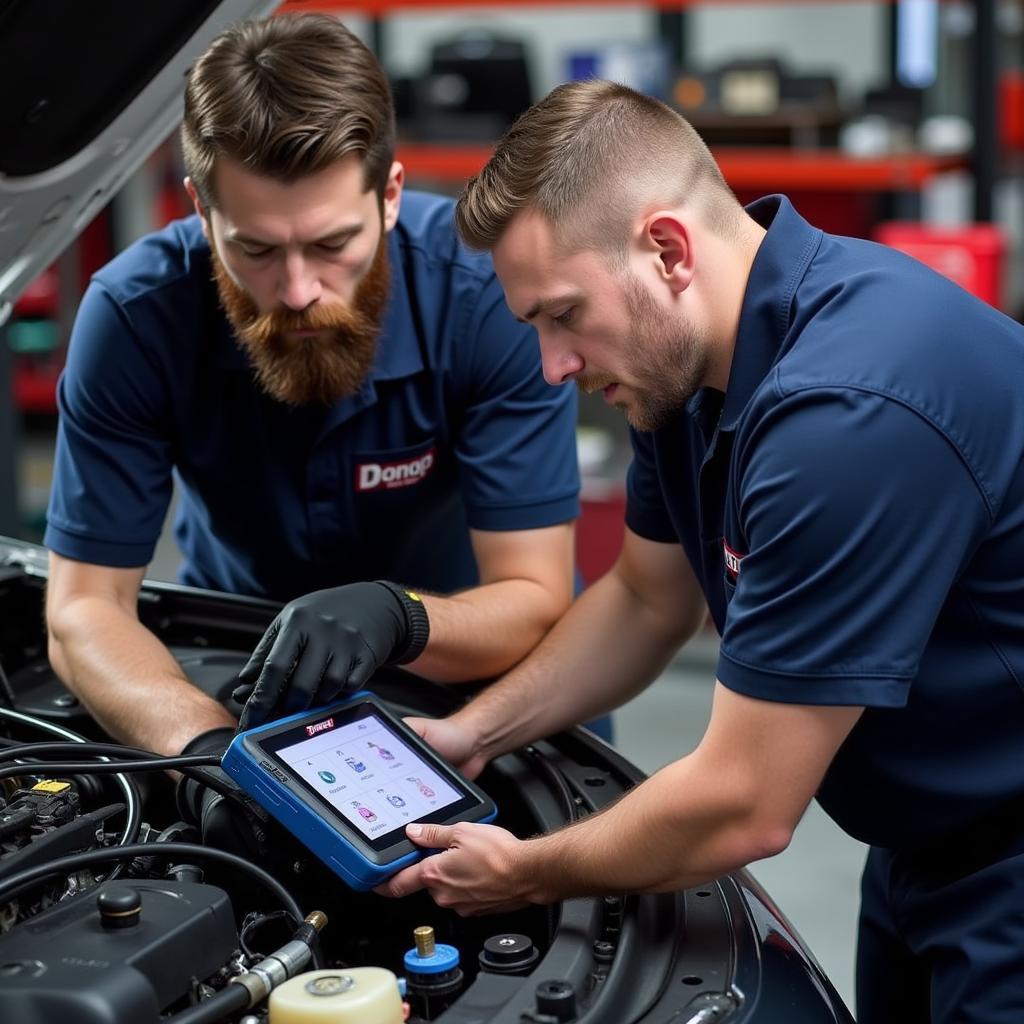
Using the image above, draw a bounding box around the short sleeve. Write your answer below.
[44,281,174,567]
[717,388,991,707]
[452,275,580,531]
[625,428,678,543]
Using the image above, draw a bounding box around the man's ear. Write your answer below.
[644,212,695,293]
[382,161,405,232]
[183,177,211,242]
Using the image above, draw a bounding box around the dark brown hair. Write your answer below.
[456,79,741,254]
[182,13,395,208]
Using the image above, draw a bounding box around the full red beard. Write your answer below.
[211,235,391,406]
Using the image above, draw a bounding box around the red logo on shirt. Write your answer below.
[724,541,744,579]
[355,448,436,492]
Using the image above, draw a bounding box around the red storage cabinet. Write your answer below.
[874,222,1005,311]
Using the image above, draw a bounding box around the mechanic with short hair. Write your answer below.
[379,79,1024,1024]
[43,15,582,760]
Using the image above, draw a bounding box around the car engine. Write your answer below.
[0,542,854,1023]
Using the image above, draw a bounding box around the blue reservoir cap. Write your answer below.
[404,943,460,975]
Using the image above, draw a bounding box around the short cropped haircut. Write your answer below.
[182,13,395,209]
[456,79,742,254]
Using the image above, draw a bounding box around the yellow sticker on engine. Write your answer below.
[32,780,71,793]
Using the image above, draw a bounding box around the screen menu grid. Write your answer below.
[277,715,462,840]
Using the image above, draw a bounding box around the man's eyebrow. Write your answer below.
[226,222,364,247]
[516,295,581,323]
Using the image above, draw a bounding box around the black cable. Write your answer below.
[0,707,142,849]
[162,981,250,1024]
[523,745,581,822]
[239,908,293,959]
[0,742,242,806]
[0,806,36,842]
[0,755,220,779]
[0,841,304,923]
[0,741,194,762]
[0,656,16,709]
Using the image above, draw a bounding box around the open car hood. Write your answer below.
[0,0,278,325]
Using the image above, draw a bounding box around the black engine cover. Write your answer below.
[0,880,237,1024]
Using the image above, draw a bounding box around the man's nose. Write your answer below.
[539,333,583,386]
[278,253,323,311]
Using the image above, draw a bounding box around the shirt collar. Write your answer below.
[718,195,823,432]
[369,227,425,382]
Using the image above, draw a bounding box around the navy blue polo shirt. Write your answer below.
[626,196,1024,849]
[46,191,579,601]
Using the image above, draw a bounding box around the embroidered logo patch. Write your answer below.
[724,540,744,580]
[356,448,436,492]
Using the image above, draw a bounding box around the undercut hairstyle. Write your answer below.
[456,79,743,256]
[182,13,395,209]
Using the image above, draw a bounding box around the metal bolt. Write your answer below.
[413,925,436,957]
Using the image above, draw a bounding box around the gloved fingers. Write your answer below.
[237,631,305,730]
[231,681,256,706]
[345,641,382,691]
[285,626,380,711]
[238,619,282,684]
[281,636,338,715]
[313,647,360,707]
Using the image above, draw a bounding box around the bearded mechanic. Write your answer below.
[42,14,581,759]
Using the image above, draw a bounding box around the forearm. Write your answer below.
[409,578,567,683]
[454,568,696,760]
[518,755,786,901]
[48,595,235,754]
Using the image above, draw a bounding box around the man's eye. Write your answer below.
[317,240,350,254]
[552,308,575,327]
[240,246,273,259]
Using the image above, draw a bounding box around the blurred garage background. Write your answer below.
[3,0,1023,1008]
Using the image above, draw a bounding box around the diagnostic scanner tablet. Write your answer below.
[221,692,497,891]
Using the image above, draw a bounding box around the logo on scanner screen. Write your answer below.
[306,717,336,737]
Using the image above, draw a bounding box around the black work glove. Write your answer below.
[234,581,429,730]
[174,727,269,861]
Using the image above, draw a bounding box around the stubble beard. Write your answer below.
[212,234,391,407]
[618,272,710,432]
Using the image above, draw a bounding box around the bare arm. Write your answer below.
[46,552,235,754]
[407,523,575,683]
[448,528,708,763]
[382,686,863,911]
[515,687,862,897]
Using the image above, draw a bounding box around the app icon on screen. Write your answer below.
[352,800,377,822]
[407,776,436,799]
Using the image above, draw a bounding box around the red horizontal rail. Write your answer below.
[395,143,968,190]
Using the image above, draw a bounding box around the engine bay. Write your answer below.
[0,544,853,1023]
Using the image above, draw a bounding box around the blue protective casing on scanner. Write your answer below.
[221,691,496,891]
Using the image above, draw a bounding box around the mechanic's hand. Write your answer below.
[404,716,488,781]
[375,822,532,915]
[236,581,425,729]
[174,727,269,860]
